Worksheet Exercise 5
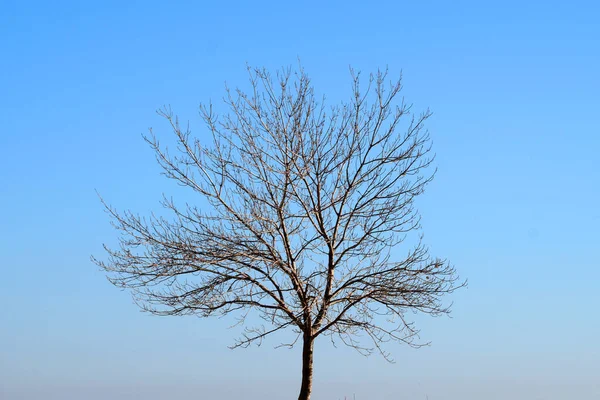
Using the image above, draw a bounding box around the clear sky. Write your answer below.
[1,1,598,399]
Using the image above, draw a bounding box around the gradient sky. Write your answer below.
[1,1,599,399]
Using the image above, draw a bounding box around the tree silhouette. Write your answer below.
[94,65,465,400]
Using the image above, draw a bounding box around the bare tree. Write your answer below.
[94,65,464,400]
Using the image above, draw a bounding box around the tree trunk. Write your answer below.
[297,334,314,400]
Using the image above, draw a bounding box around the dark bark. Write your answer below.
[297,333,314,400]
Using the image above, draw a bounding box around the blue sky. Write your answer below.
[1,1,598,399]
